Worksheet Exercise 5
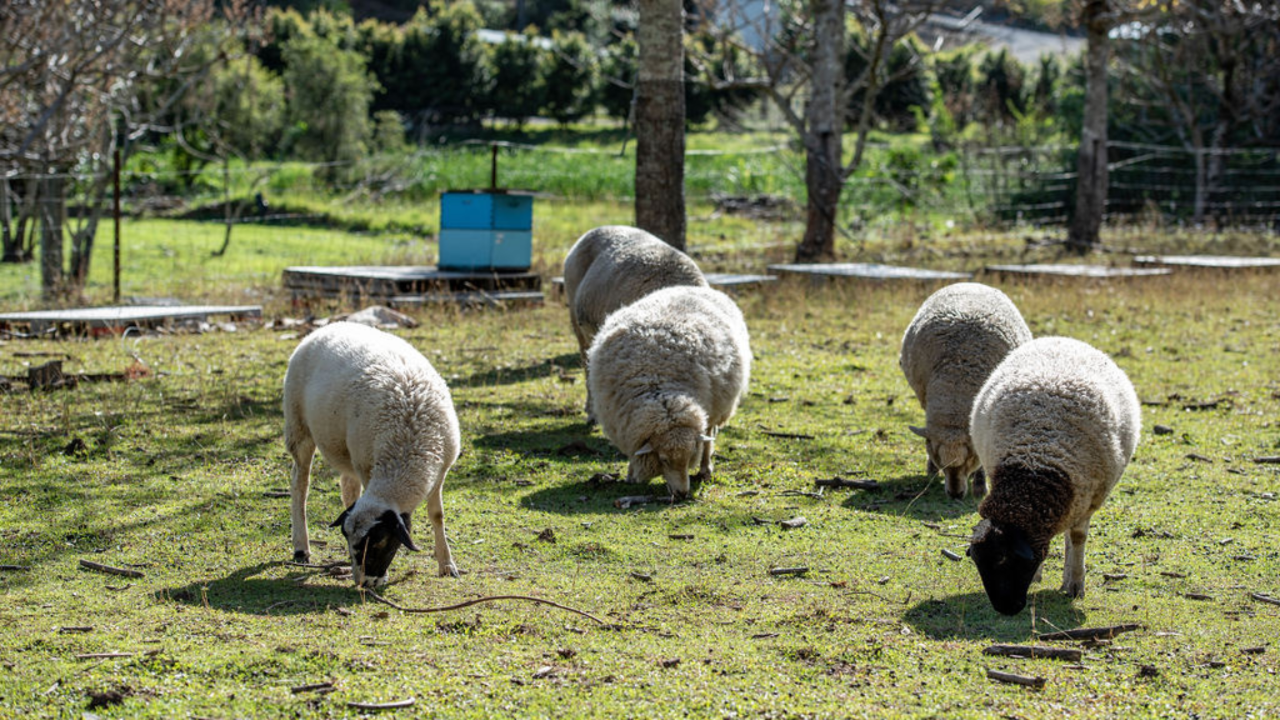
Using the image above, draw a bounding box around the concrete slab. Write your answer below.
[1133,255,1280,270]
[0,305,262,336]
[768,263,972,281]
[985,264,1170,279]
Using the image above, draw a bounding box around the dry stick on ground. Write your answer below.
[984,645,1083,662]
[79,560,144,579]
[814,477,880,490]
[986,668,1046,689]
[769,566,809,577]
[1250,592,1280,607]
[286,560,349,570]
[0,565,30,572]
[362,589,609,626]
[347,698,416,711]
[290,682,335,694]
[757,426,816,440]
[1037,624,1143,642]
[1253,456,1280,464]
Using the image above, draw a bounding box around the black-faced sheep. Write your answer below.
[899,282,1032,499]
[283,322,460,587]
[967,336,1141,615]
[562,225,707,423]
[587,285,751,499]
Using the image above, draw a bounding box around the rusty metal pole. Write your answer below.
[112,120,122,303]
[490,143,499,191]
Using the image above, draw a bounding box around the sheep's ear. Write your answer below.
[396,513,419,552]
[908,425,930,439]
[634,442,654,456]
[330,505,353,529]
[700,434,714,443]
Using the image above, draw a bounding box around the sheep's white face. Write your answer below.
[627,427,706,499]
[936,440,981,499]
[332,505,419,587]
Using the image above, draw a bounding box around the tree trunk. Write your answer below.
[1067,0,1110,255]
[634,0,686,250]
[40,174,65,299]
[1191,130,1207,225]
[1,178,13,262]
[794,0,845,263]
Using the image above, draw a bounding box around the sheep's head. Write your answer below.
[627,426,711,500]
[968,519,1044,615]
[909,426,980,499]
[331,503,418,587]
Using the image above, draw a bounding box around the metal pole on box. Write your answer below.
[113,117,123,303]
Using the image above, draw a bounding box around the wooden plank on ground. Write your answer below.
[1133,255,1280,270]
[985,264,1170,279]
[767,263,971,281]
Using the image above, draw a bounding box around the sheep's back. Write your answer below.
[970,336,1140,517]
[568,227,706,336]
[588,287,749,451]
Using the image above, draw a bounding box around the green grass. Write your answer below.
[1,270,1278,718]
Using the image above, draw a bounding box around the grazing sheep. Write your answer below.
[283,322,460,587]
[899,282,1031,499]
[563,225,707,422]
[967,336,1141,615]
[587,285,751,499]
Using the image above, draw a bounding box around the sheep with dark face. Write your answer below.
[899,282,1032,499]
[562,225,707,423]
[587,285,751,500]
[283,322,460,587]
[968,336,1141,615]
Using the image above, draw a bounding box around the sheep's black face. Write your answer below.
[332,508,418,587]
[969,522,1041,615]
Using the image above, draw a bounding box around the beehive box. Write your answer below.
[438,191,534,271]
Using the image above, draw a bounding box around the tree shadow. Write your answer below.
[469,417,607,458]
[162,561,358,616]
[454,352,581,389]
[842,474,981,521]
[902,590,1088,642]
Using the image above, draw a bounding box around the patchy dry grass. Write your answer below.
[1,269,1278,718]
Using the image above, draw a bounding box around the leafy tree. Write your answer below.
[598,34,639,122]
[487,30,548,128]
[394,3,492,125]
[976,48,1027,125]
[281,34,376,169]
[541,31,598,125]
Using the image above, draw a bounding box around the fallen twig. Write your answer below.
[757,427,815,440]
[290,681,335,694]
[75,652,138,660]
[285,560,348,570]
[346,698,415,711]
[941,549,962,562]
[768,566,809,577]
[614,495,672,509]
[363,589,608,626]
[0,565,30,572]
[984,645,1083,662]
[1037,624,1143,642]
[986,668,1045,689]
[262,491,290,498]
[814,477,880,490]
[1253,456,1280,465]
[1249,592,1280,607]
[79,560,144,579]
[58,626,94,634]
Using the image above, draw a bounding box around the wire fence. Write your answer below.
[3,139,1279,241]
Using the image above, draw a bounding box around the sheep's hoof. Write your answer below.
[440,565,460,579]
[1061,579,1085,598]
[292,550,310,563]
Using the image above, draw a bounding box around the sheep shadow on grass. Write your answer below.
[162,561,359,616]
[842,474,981,522]
[518,475,701,515]
[902,590,1088,642]
[453,352,581,389]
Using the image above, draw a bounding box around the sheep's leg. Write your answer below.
[1061,519,1090,598]
[697,429,716,479]
[571,313,596,426]
[926,457,938,477]
[427,479,458,578]
[971,467,987,497]
[338,474,362,509]
[288,439,316,563]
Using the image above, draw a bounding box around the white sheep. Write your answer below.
[587,285,751,499]
[967,336,1141,615]
[562,225,707,422]
[899,282,1032,499]
[283,322,460,587]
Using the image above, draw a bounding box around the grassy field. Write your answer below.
[1,266,1278,718]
